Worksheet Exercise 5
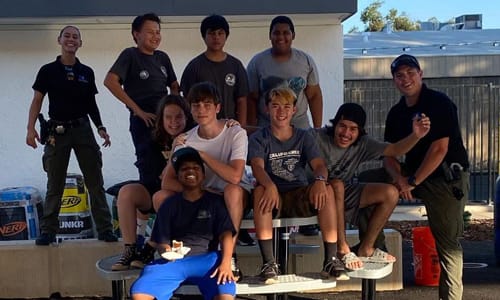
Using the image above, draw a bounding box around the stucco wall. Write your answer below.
[0,18,343,195]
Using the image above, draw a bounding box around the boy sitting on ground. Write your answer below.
[248,86,344,284]
[130,147,236,300]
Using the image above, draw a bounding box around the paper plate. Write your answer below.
[161,247,191,260]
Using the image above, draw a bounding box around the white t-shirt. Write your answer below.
[178,124,252,192]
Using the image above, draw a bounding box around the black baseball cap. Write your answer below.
[171,147,204,173]
[390,54,421,75]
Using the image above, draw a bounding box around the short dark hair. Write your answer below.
[131,13,161,42]
[186,81,221,105]
[200,14,229,38]
[269,15,295,36]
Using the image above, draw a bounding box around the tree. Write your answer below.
[360,1,420,32]
[386,9,420,31]
[360,1,385,32]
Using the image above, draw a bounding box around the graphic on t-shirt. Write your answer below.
[160,66,168,78]
[261,76,305,97]
[225,73,236,86]
[269,150,301,182]
[139,70,149,80]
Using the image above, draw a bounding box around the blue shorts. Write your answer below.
[130,251,236,300]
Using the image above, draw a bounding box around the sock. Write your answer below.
[136,218,148,236]
[258,239,275,264]
[324,241,338,266]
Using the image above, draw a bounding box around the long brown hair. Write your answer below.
[153,95,195,149]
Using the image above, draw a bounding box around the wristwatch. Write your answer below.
[315,175,327,182]
[407,175,418,187]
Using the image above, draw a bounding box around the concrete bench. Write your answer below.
[96,217,395,300]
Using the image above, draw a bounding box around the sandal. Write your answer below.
[340,252,364,271]
[363,248,396,263]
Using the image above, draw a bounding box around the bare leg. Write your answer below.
[253,185,274,240]
[317,184,338,242]
[223,184,245,245]
[131,293,154,300]
[117,183,152,244]
[357,183,399,259]
[152,189,176,212]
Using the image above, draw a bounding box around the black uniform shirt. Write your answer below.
[385,84,469,177]
[32,56,102,124]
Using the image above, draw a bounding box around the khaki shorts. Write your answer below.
[275,185,317,218]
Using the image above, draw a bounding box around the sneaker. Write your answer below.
[136,234,145,250]
[130,242,156,269]
[112,245,137,271]
[298,224,319,236]
[35,232,56,246]
[259,261,280,284]
[231,255,243,282]
[98,230,118,242]
[237,229,255,246]
[320,257,349,281]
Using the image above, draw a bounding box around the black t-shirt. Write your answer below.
[109,47,177,113]
[385,84,469,177]
[151,191,235,256]
[32,56,102,124]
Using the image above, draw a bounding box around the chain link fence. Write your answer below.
[344,80,500,204]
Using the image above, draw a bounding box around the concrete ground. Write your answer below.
[284,240,500,300]
[245,204,499,300]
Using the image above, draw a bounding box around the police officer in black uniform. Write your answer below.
[26,25,117,245]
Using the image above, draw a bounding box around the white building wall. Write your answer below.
[0,19,343,195]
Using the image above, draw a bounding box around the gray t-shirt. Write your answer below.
[109,47,177,113]
[313,128,389,181]
[247,48,320,129]
[181,53,249,120]
[248,127,321,192]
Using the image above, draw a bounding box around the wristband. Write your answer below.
[407,175,417,187]
[97,126,107,133]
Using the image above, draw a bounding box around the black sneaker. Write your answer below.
[320,257,349,281]
[298,224,319,236]
[258,261,280,284]
[231,255,243,282]
[130,242,156,269]
[237,229,256,246]
[112,244,137,271]
[35,232,56,246]
[98,230,118,242]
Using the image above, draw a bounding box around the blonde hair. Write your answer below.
[265,86,297,106]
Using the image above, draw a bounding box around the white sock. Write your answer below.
[136,218,148,236]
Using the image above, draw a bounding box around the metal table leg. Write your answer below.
[111,279,127,300]
[361,279,376,300]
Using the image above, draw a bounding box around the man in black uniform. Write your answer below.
[26,25,116,245]
[384,54,469,300]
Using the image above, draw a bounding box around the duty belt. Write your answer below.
[49,116,89,128]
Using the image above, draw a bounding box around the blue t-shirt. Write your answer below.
[151,191,235,256]
[248,127,321,192]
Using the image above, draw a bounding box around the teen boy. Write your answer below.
[248,86,343,284]
[130,147,236,300]
[156,81,251,280]
[181,14,249,126]
[314,103,430,270]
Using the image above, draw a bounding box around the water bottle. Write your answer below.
[495,176,500,265]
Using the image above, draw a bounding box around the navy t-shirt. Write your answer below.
[151,191,235,256]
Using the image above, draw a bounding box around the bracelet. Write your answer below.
[97,126,107,133]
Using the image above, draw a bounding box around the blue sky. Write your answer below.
[343,0,500,33]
